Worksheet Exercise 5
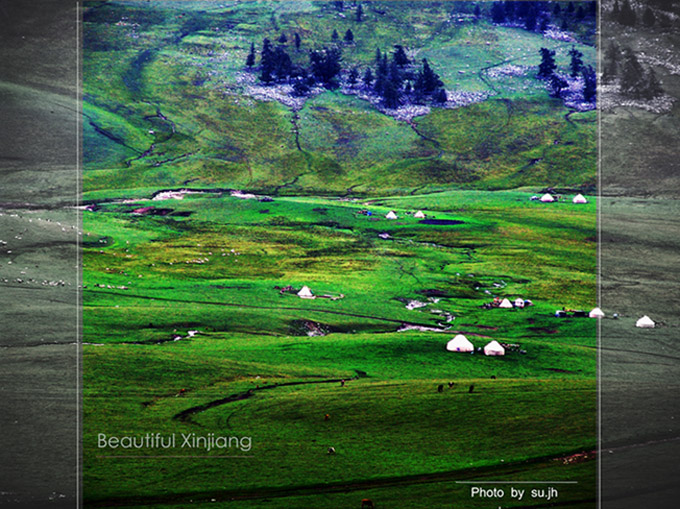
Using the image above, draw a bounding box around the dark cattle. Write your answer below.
[469,384,475,393]
[361,499,374,509]
[328,447,336,455]
[437,384,444,393]
[448,382,455,388]
[490,375,496,380]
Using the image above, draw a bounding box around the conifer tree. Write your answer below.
[373,54,388,96]
[602,43,621,83]
[309,46,343,89]
[260,38,274,83]
[619,0,637,26]
[524,5,537,31]
[582,65,596,102]
[347,67,359,87]
[568,46,583,77]
[388,60,404,90]
[491,2,505,23]
[643,68,663,99]
[538,48,557,78]
[245,42,255,68]
[414,58,443,96]
[362,67,373,88]
[619,49,645,98]
[549,74,567,98]
[273,45,292,80]
[344,29,354,43]
[381,80,401,108]
[392,45,409,67]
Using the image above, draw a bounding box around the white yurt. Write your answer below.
[484,340,505,356]
[297,285,314,299]
[446,334,474,353]
[636,315,655,328]
[514,298,525,308]
[589,307,605,318]
[498,298,513,309]
[414,210,426,218]
[385,210,398,219]
[573,194,588,204]
[540,193,555,202]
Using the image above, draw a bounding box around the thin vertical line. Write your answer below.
[596,1,603,508]
[75,2,82,508]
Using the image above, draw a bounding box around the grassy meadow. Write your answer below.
[82,2,597,507]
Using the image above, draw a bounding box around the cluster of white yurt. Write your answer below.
[446,335,505,357]
[587,307,655,328]
[497,297,529,309]
[537,193,589,203]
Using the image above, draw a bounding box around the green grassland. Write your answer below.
[82,0,596,196]
[83,189,597,506]
[82,2,597,507]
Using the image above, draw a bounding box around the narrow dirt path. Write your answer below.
[273,173,307,195]
[405,119,444,158]
[173,375,360,422]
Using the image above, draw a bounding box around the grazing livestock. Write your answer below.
[437,384,444,393]
[327,447,336,455]
[490,375,496,379]
[469,384,475,393]
[341,379,345,387]
[448,381,455,388]
[361,499,374,508]
[324,414,330,421]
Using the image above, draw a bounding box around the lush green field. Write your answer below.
[83,189,597,506]
[82,2,597,507]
